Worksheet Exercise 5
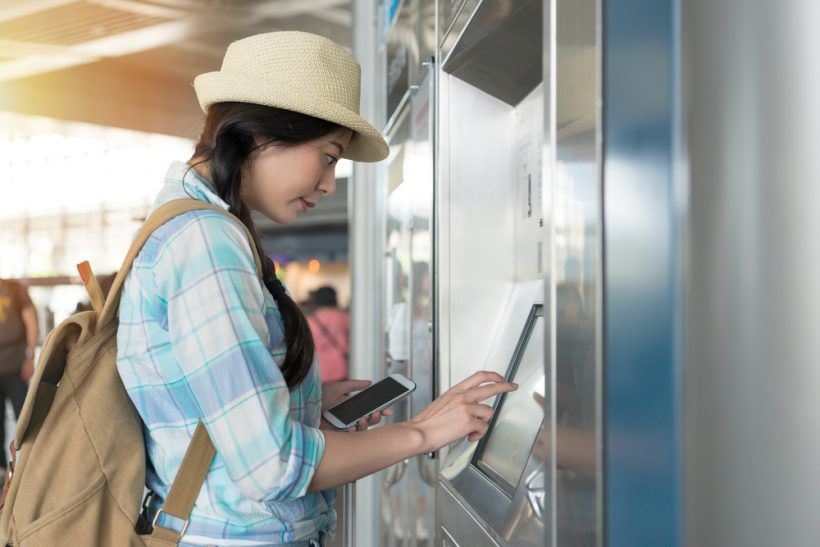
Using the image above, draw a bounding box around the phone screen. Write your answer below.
[327,377,410,425]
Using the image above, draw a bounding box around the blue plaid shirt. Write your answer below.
[116,160,335,545]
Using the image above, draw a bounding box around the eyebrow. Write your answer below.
[329,140,344,156]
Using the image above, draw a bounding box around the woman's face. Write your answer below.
[241,128,353,225]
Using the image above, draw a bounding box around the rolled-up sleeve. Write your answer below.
[153,210,325,503]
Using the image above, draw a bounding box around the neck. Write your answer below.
[186,157,211,180]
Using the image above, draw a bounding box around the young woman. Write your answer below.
[115,31,516,547]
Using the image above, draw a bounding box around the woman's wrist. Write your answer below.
[396,421,428,456]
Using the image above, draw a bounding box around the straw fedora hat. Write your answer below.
[193,31,388,162]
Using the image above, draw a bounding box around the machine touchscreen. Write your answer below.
[474,306,545,497]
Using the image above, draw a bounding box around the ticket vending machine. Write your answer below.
[362,0,602,544]
[434,0,551,544]
[434,0,601,545]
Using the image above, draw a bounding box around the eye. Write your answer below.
[326,155,339,166]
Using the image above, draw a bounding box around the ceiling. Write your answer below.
[0,0,353,140]
[0,0,355,232]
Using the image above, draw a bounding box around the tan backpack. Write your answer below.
[0,199,264,546]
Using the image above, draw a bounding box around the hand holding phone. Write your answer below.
[322,373,416,431]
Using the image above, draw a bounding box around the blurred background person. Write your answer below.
[0,274,38,486]
[307,286,350,382]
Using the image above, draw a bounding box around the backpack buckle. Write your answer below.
[135,489,156,534]
[152,508,189,539]
[0,441,16,512]
[5,442,15,491]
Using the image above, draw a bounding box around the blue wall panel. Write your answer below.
[603,0,681,545]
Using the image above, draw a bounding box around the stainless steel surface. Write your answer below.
[419,0,437,69]
[439,0,469,43]
[552,0,601,544]
[541,1,556,544]
[438,281,546,546]
[439,483,500,547]
[683,1,820,545]
[407,67,436,425]
[349,2,387,545]
[379,65,437,547]
[441,75,516,389]
[436,0,550,540]
[442,0,543,106]
[439,0,480,64]
[384,0,419,123]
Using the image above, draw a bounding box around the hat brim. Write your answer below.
[194,71,388,163]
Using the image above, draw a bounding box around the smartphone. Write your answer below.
[322,373,416,431]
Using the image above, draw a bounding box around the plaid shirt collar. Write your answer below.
[157,160,231,211]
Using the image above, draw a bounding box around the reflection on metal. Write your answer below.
[442,0,542,106]
[383,459,408,489]
[524,467,546,520]
[439,0,468,40]
[684,1,820,545]
[385,0,420,126]
[379,65,437,547]
[417,457,437,487]
[553,0,601,545]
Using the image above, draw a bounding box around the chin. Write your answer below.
[259,207,295,226]
[269,212,296,226]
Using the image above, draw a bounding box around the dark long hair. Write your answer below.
[185,101,341,390]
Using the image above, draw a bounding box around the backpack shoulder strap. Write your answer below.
[97,198,264,329]
[149,421,214,543]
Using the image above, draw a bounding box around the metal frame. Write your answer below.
[349,2,388,546]
[472,304,545,499]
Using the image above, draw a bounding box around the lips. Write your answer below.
[299,198,316,211]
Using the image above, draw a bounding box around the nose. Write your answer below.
[317,170,336,198]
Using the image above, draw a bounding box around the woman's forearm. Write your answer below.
[307,422,425,492]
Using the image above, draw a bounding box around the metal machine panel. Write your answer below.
[443,74,517,394]
[379,66,438,546]
[442,0,543,106]
[439,281,546,546]
[439,484,499,547]
[514,86,546,283]
[435,2,550,544]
